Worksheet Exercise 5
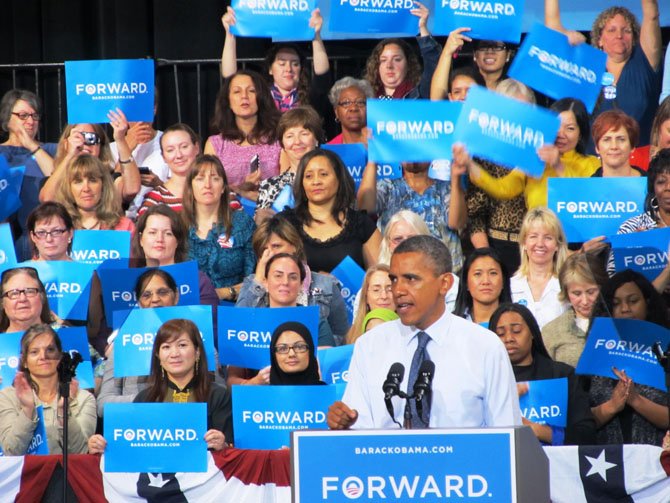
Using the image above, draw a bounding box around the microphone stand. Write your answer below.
[57,352,83,503]
[653,342,670,431]
[401,391,412,429]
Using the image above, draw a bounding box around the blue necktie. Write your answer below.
[408,331,431,428]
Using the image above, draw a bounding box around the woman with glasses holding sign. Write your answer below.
[89,318,232,454]
[327,77,374,146]
[0,324,96,455]
[0,268,56,335]
[270,321,324,385]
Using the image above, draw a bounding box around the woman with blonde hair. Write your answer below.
[511,207,568,328]
[346,264,395,345]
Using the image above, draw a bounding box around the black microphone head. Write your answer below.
[419,360,435,379]
[389,362,405,382]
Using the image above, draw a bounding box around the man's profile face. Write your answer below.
[389,251,452,330]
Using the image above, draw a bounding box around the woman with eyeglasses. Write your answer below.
[0,90,57,261]
[0,267,56,335]
[270,321,324,385]
[327,77,374,145]
[0,324,97,455]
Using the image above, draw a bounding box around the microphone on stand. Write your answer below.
[382,363,405,427]
[413,360,435,427]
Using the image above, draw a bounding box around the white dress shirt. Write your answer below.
[510,274,567,329]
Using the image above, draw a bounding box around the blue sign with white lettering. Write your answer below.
[329,0,416,35]
[318,344,354,385]
[292,429,514,502]
[509,24,607,113]
[57,326,95,390]
[231,0,315,40]
[576,317,670,391]
[0,224,17,268]
[433,0,524,42]
[71,230,131,267]
[0,157,24,221]
[610,228,670,282]
[97,261,201,323]
[104,402,208,473]
[330,256,365,324]
[114,305,215,378]
[26,406,49,455]
[368,100,461,163]
[518,378,567,428]
[455,86,560,176]
[271,184,295,213]
[25,261,96,321]
[0,331,22,391]
[217,306,319,369]
[322,144,401,190]
[232,384,344,449]
[65,59,154,124]
[548,177,646,242]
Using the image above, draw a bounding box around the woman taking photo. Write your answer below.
[204,70,282,201]
[183,155,256,302]
[346,264,395,345]
[270,321,324,385]
[280,148,381,273]
[0,324,97,455]
[89,318,232,453]
[0,267,55,335]
[327,77,373,145]
[490,303,596,445]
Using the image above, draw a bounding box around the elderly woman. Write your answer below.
[0,324,97,455]
[346,265,395,345]
[89,318,232,453]
[270,321,324,385]
[0,267,55,335]
[327,77,373,145]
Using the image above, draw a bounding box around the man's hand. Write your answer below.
[327,400,358,430]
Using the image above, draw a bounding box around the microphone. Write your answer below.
[413,360,435,426]
[382,363,405,425]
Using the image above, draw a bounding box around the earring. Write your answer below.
[651,196,659,211]
[161,366,165,379]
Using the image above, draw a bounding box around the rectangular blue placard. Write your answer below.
[0,223,18,268]
[0,156,25,222]
[0,331,23,390]
[232,384,344,449]
[292,429,514,502]
[368,100,461,163]
[114,305,215,378]
[25,406,49,455]
[329,0,416,36]
[455,85,560,176]
[25,261,96,321]
[217,306,319,369]
[318,344,354,384]
[432,0,524,42]
[231,0,315,40]
[56,326,95,390]
[71,230,130,267]
[65,59,154,124]
[330,256,365,324]
[97,261,201,323]
[322,144,401,190]
[547,177,646,243]
[104,402,208,473]
[518,377,567,428]
[508,23,607,113]
[610,228,670,282]
[576,317,670,391]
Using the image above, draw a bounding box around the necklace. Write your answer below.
[81,220,101,230]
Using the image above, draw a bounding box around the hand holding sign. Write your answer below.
[221,6,237,34]
[204,429,227,451]
[308,7,323,39]
[107,108,130,142]
[411,1,430,37]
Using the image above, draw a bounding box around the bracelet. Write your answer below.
[119,156,134,165]
[30,145,42,156]
[228,286,237,301]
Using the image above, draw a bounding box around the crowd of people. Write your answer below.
[0,0,670,461]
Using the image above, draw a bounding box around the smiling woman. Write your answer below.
[270,321,324,385]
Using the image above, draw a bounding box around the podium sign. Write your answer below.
[291,427,548,502]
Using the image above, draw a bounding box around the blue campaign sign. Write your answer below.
[0,331,22,391]
[25,406,49,455]
[231,0,315,40]
[518,378,567,428]
[271,184,295,213]
[292,429,514,502]
[328,0,416,36]
[98,261,201,323]
[65,59,154,124]
[548,177,646,243]
[330,256,365,324]
[0,223,17,268]
[218,306,319,369]
[238,196,257,218]
[114,305,215,378]
[0,158,25,221]
[26,261,96,321]
[232,384,344,449]
[71,230,131,267]
[104,402,208,473]
[509,24,607,113]
[57,326,95,390]
[456,86,559,176]
[432,0,524,43]
[576,317,670,391]
[368,100,461,164]
[318,344,354,384]
[610,228,670,282]
[322,144,401,190]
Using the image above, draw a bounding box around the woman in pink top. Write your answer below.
[204,70,282,201]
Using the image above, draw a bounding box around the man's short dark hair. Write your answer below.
[393,235,452,275]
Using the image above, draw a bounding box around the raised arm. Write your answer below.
[109,108,141,202]
[220,7,238,78]
[448,156,468,231]
[310,8,330,76]
[356,161,378,213]
[430,28,472,101]
[639,0,662,70]
[544,0,565,34]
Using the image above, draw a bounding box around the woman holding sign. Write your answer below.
[0,324,96,455]
[270,321,324,385]
[90,318,232,453]
[490,303,596,445]
[0,267,56,334]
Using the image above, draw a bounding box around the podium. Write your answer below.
[291,427,549,502]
